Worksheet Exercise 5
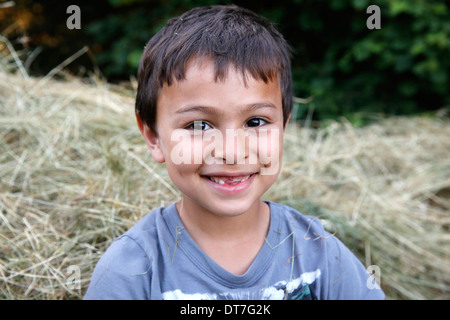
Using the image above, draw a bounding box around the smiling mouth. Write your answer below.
[204,173,256,186]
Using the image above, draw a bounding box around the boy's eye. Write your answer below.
[186,121,212,131]
[246,118,267,127]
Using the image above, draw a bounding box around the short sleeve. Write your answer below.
[320,235,385,300]
[84,235,152,300]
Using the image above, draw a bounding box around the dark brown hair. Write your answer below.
[135,5,293,134]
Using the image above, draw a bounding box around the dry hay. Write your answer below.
[0,67,449,299]
[0,68,179,299]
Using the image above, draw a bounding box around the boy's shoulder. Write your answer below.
[84,205,170,299]
[267,200,330,239]
[122,204,165,238]
[267,201,385,299]
[268,200,353,265]
[116,203,174,254]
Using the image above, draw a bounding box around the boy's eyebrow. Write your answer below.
[175,103,277,115]
[243,103,277,114]
[175,105,222,116]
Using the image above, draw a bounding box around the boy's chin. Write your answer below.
[201,198,262,218]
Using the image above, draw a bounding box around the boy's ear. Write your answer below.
[136,113,165,163]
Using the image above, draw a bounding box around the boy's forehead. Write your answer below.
[160,60,280,103]
[155,56,283,120]
[177,56,280,89]
[184,57,241,84]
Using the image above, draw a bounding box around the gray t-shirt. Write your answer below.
[84,201,384,300]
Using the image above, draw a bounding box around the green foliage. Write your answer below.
[85,0,450,119]
[85,0,220,78]
[86,7,165,76]
[284,0,450,120]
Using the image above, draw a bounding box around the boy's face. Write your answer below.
[138,58,287,218]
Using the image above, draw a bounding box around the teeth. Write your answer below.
[209,175,252,185]
[209,177,225,184]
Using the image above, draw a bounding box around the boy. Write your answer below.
[85,5,384,300]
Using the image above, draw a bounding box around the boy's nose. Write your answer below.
[213,128,249,165]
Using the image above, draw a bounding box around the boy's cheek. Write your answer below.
[168,129,199,165]
[258,128,282,176]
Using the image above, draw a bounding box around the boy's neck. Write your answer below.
[176,198,269,241]
[176,198,270,275]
